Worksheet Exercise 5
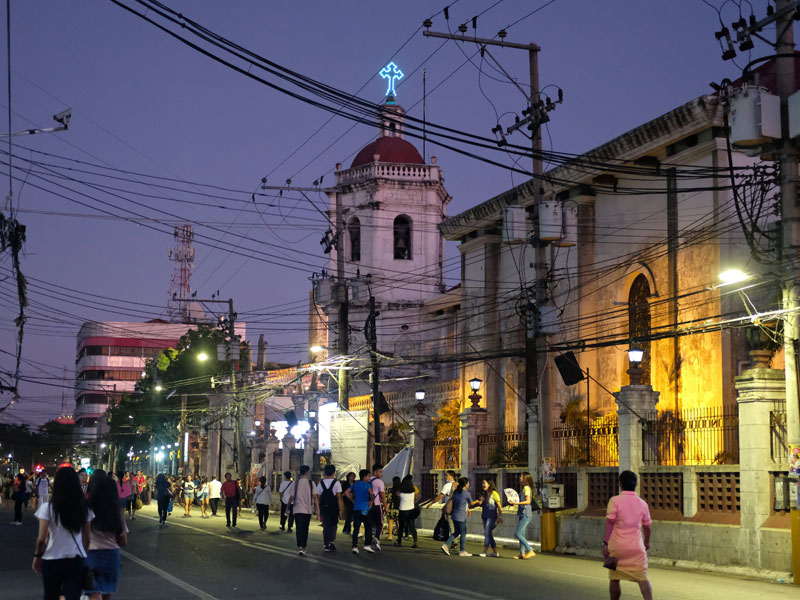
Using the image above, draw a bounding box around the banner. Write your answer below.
[330,409,369,471]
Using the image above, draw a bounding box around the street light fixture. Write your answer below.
[718,269,750,286]
[310,345,324,354]
[415,389,426,415]
[254,419,262,427]
[154,384,163,392]
[468,377,485,411]
[197,352,209,362]
[627,347,645,385]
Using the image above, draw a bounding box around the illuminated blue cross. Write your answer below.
[379,62,404,98]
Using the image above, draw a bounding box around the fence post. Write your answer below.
[576,468,589,511]
[613,384,660,477]
[734,365,785,563]
[460,408,490,478]
[526,403,541,479]
[410,406,433,476]
[281,435,295,473]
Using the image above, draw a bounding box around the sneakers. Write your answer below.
[364,546,375,553]
[373,541,381,551]
[279,526,285,531]
[522,550,536,559]
[479,553,487,557]
[298,548,306,556]
[459,551,471,557]
[352,547,359,554]
[412,543,418,549]
[329,543,337,552]
[324,545,331,552]
[441,544,450,556]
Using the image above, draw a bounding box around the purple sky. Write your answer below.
[0,0,773,425]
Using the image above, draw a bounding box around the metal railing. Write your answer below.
[642,407,739,466]
[770,409,787,463]
[551,414,619,467]
[477,430,528,468]
[423,437,460,469]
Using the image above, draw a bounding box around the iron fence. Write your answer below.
[423,437,460,469]
[642,407,739,466]
[770,409,787,463]
[477,430,528,468]
[551,413,619,467]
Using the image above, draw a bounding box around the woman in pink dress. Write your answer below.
[602,471,653,600]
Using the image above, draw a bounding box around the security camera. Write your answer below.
[52,108,71,128]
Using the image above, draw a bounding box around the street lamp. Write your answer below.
[100,443,107,449]
[468,377,485,411]
[627,347,645,385]
[415,389,426,415]
[254,420,262,427]
[154,384,163,392]
[718,269,749,286]
[197,352,208,362]
[310,345,324,354]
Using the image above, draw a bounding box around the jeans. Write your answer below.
[397,509,417,545]
[257,504,269,529]
[41,556,85,600]
[157,495,170,523]
[482,516,497,549]
[13,498,22,522]
[280,501,294,529]
[294,512,311,548]
[368,506,383,541]
[351,510,372,548]
[225,497,238,526]
[515,515,532,553]
[321,513,338,547]
[445,520,468,552]
[342,501,353,533]
[209,498,219,515]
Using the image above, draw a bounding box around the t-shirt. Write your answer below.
[279,480,294,504]
[317,479,342,516]
[518,486,533,518]
[451,489,472,522]
[89,519,129,551]
[183,481,195,495]
[221,480,239,499]
[253,484,271,505]
[35,502,95,560]
[208,479,222,499]
[481,490,502,518]
[370,477,385,507]
[36,477,49,496]
[118,481,132,499]
[440,480,454,502]
[398,487,419,511]
[350,480,371,512]
[291,477,317,515]
[316,479,342,496]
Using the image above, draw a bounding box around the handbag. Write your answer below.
[603,555,618,570]
[135,497,143,510]
[70,532,96,590]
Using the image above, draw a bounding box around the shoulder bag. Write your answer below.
[70,531,96,590]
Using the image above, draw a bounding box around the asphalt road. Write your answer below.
[1,502,795,599]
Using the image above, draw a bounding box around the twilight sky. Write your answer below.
[0,0,779,425]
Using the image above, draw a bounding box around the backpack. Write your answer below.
[433,515,450,541]
[319,479,339,518]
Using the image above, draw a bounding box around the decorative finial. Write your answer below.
[379,62,404,99]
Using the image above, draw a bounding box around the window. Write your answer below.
[348,217,361,262]
[628,274,651,385]
[393,215,412,260]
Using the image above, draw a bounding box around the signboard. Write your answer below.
[80,458,91,470]
[789,443,800,478]
[317,402,339,452]
[330,409,368,471]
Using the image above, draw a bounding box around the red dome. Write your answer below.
[351,136,424,168]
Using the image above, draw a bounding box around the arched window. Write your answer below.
[393,215,412,260]
[348,217,361,262]
[628,274,651,385]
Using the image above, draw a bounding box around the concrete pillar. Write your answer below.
[266,431,279,474]
[303,429,316,469]
[735,366,785,562]
[576,469,589,511]
[613,384,660,476]
[410,407,433,477]
[526,403,541,480]
[682,467,698,518]
[459,408,490,478]
[281,435,295,473]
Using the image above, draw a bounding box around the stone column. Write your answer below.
[265,432,279,478]
[735,365,785,562]
[410,405,433,476]
[281,435,295,473]
[526,403,541,480]
[303,429,317,469]
[459,408,490,478]
[613,384,660,476]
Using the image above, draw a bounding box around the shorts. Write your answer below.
[184,492,195,500]
[86,549,121,594]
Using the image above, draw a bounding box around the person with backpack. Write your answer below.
[441,477,472,557]
[368,464,386,550]
[278,471,294,532]
[253,476,271,531]
[317,464,344,551]
[344,469,374,554]
[395,474,419,548]
[288,465,319,556]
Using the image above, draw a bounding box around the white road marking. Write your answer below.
[121,549,219,599]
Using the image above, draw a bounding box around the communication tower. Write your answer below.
[167,224,195,323]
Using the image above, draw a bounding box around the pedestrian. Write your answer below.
[289,465,319,556]
[11,472,26,524]
[221,472,241,528]
[441,477,472,557]
[430,469,457,542]
[182,476,195,517]
[278,471,294,532]
[198,477,210,517]
[603,470,653,600]
[78,469,89,498]
[116,472,132,519]
[470,477,503,557]
[86,472,128,600]
[253,476,271,531]
[2,474,12,509]
[208,475,222,516]
[507,472,536,560]
[317,464,343,551]
[32,466,93,600]
[154,473,172,525]
[134,470,146,507]
[344,469,374,554]
[35,471,50,509]
[368,464,385,549]
[25,473,35,509]
[341,471,355,534]
[386,476,401,542]
[395,474,419,548]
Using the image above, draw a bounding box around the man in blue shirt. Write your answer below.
[344,469,374,554]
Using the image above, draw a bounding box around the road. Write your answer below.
[1,503,794,599]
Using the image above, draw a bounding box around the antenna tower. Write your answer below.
[167,224,195,323]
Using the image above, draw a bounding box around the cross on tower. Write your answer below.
[379,62,404,98]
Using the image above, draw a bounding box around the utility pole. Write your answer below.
[366,294,381,465]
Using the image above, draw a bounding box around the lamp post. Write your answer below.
[415,389,426,415]
[468,377,484,411]
[627,347,645,385]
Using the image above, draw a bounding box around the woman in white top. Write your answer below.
[198,477,210,518]
[33,466,94,600]
[395,475,420,548]
[253,476,272,531]
[86,470,128,600]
